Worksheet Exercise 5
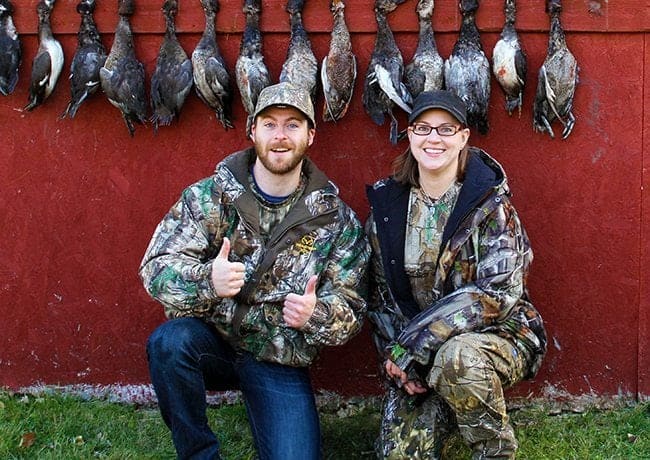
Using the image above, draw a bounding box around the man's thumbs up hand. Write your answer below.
[211,237,246,298]
[283,275,319,329]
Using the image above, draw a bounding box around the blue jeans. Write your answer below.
[146,317,321,460]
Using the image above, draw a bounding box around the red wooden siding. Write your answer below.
[0,0,648,398]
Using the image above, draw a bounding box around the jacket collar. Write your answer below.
[366,147,507,319]
[220,147,335,197]
[218,148,339,242]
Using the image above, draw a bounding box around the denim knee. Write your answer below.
[146,317,203,365]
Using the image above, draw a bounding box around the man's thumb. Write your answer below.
[305,275,318,296]
[217,237,231,259]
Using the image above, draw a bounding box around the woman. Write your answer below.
[365,90,547,459]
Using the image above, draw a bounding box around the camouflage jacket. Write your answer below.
[140,148,370,367]
[366,148,547,379]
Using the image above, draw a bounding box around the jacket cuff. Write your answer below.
[200,262,221,301]
[388,343,414,372]
[300,301,329,334]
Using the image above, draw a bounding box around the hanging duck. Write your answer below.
[100,0,147,137]
[192,0,234,130]
[279,0,318,104]
[150,0,193,132]
[533,0,578,139]
[62,0,107,118]
[404,0,444,99]
[235,0,270,127]
[321,0,356,122]
[362,0,412,145]
[0,0,21,96]
[24,0,64,111]
[444,0,490,134]
[492,0,526,117]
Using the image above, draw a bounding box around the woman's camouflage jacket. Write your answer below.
[140,148,370,367]
[366,148,547,379]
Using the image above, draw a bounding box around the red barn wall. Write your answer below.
[1,0,648,398]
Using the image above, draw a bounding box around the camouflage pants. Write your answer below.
[377,333,530,460]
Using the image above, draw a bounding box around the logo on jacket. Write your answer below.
[296,233,317,254]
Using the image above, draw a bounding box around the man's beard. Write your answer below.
[255,142,308,175]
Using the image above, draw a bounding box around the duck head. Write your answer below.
[162,0,178,17]
[375,0,405,15]
[460,0,478,14]
[76,0,95,15]
[200,0,218,15]
[0,0,14,16]
[546,0,562,15]
[118,0,135,17]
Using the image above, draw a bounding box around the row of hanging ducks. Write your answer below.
[0,0,578,141]
[0,0,350,136]
[365,0,579,142]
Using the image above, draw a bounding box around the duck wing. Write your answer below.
[150,0,193,131]
[444,2,490,134]
[492,0,526,116]
[279,0,318,103]
[100,56,147,136]
[321,0,356,122]
[533,0,578,139]
[99,0,147,136]
[192,0,234,129]
[362,3,411,144]
[404,0,443,98]
[25,0,64,111]
[235,0,271,127]
[63,0,107,118]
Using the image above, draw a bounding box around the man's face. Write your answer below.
[250,106,315,175]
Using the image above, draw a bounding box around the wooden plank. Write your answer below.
[640,33,650,400]
[8,0,648,35]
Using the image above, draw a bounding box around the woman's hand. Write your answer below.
[384,359,428,395]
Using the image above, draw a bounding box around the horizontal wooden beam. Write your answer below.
[8,0,648,35]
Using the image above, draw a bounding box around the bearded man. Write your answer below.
[141,83,370,460]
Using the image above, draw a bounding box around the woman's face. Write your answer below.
[407,108,470,179]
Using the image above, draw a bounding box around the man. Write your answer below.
[140,82,370,460]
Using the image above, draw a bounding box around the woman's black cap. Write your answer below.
[408,90,468,126]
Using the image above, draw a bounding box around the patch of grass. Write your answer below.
[1,391,648,459]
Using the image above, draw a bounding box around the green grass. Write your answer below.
[1,391,648,459]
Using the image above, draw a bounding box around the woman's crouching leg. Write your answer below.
[427,333,529,460]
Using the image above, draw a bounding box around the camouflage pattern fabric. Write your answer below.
[252,81,316,126]
[366,149,547,459]
[140,148,369,367]
[379,333,528,460]
[366,149,546,378]
[404,182,462,309]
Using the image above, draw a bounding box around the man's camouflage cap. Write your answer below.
[252,82,315,127]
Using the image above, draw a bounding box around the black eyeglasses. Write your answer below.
[410,123,462,137]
